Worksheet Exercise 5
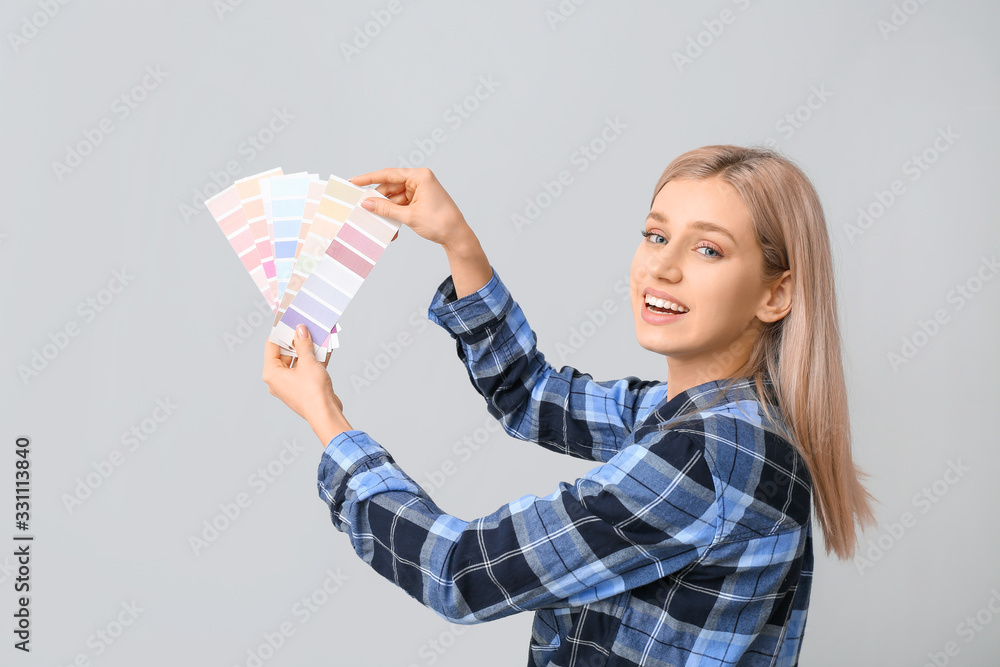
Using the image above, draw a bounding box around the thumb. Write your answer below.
[360,195,408,224]
[292,324,318,362]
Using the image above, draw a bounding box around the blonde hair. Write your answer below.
[647,144,877,560]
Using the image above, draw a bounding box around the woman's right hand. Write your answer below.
[350,167,472,250]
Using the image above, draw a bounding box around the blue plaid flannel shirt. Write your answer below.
[318,266,814,666]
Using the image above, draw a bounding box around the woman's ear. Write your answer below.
[757,270,792,323]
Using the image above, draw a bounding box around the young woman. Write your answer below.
[262,145,877,666]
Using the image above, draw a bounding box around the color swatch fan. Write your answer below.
[205,168,400,359]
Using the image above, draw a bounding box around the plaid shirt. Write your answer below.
[318,266,814,666]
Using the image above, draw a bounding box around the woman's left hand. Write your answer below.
[263,324,353,445]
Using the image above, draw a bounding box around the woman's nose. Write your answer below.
[645,247,682,281]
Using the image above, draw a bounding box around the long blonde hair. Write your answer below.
[647,144,877,560]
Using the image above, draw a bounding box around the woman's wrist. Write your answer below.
[442,228,493,300]
[311,412,354,447]
[441,224,479,257]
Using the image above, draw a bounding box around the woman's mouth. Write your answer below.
[646,302,683,314]
[642,295,689,323]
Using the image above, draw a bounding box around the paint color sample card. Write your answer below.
[206,167,397,360]
[234,168,283,308]
[205,185,278,312]
[274,177,386,322]
[272,176,327,327]
[270,176,398,357]
[207,169,336,362]
[269,173,316,306]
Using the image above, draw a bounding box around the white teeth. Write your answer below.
[644,294,689,312]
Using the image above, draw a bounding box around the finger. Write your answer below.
[349,168,415,187]
[264,340,289,378]
[268,338,296,366]
[360,195,409,224]
[377,182,406,197]
[291,324,318,363]
[265,340,290,367]
[391,230,399,242]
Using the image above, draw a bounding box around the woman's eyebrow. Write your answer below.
[646,210,738,246]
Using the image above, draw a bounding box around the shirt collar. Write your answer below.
[655,375,784,430]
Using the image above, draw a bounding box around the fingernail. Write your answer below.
[296,324,309,339]
[360,198,374,211]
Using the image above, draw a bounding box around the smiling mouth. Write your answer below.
[645,302,687,315]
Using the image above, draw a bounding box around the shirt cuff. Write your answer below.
[318,430,391,529]
[426,265,513,337]
[318,429,434,537]
[321,429,389,476]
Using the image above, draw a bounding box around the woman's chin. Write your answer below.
[635,334,675,357]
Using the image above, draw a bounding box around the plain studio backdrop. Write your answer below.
[2,1,998,665]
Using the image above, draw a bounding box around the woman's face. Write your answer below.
[629,176,786,378]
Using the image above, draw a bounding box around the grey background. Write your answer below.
[3,1,999,665]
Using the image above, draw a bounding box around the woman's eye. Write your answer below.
[641,230,723,258]
[697,245,722,258]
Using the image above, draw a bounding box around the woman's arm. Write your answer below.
[318,427,718,623]
[349,167,667,460]
[428,261,667,463]
[440,224,493,300]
